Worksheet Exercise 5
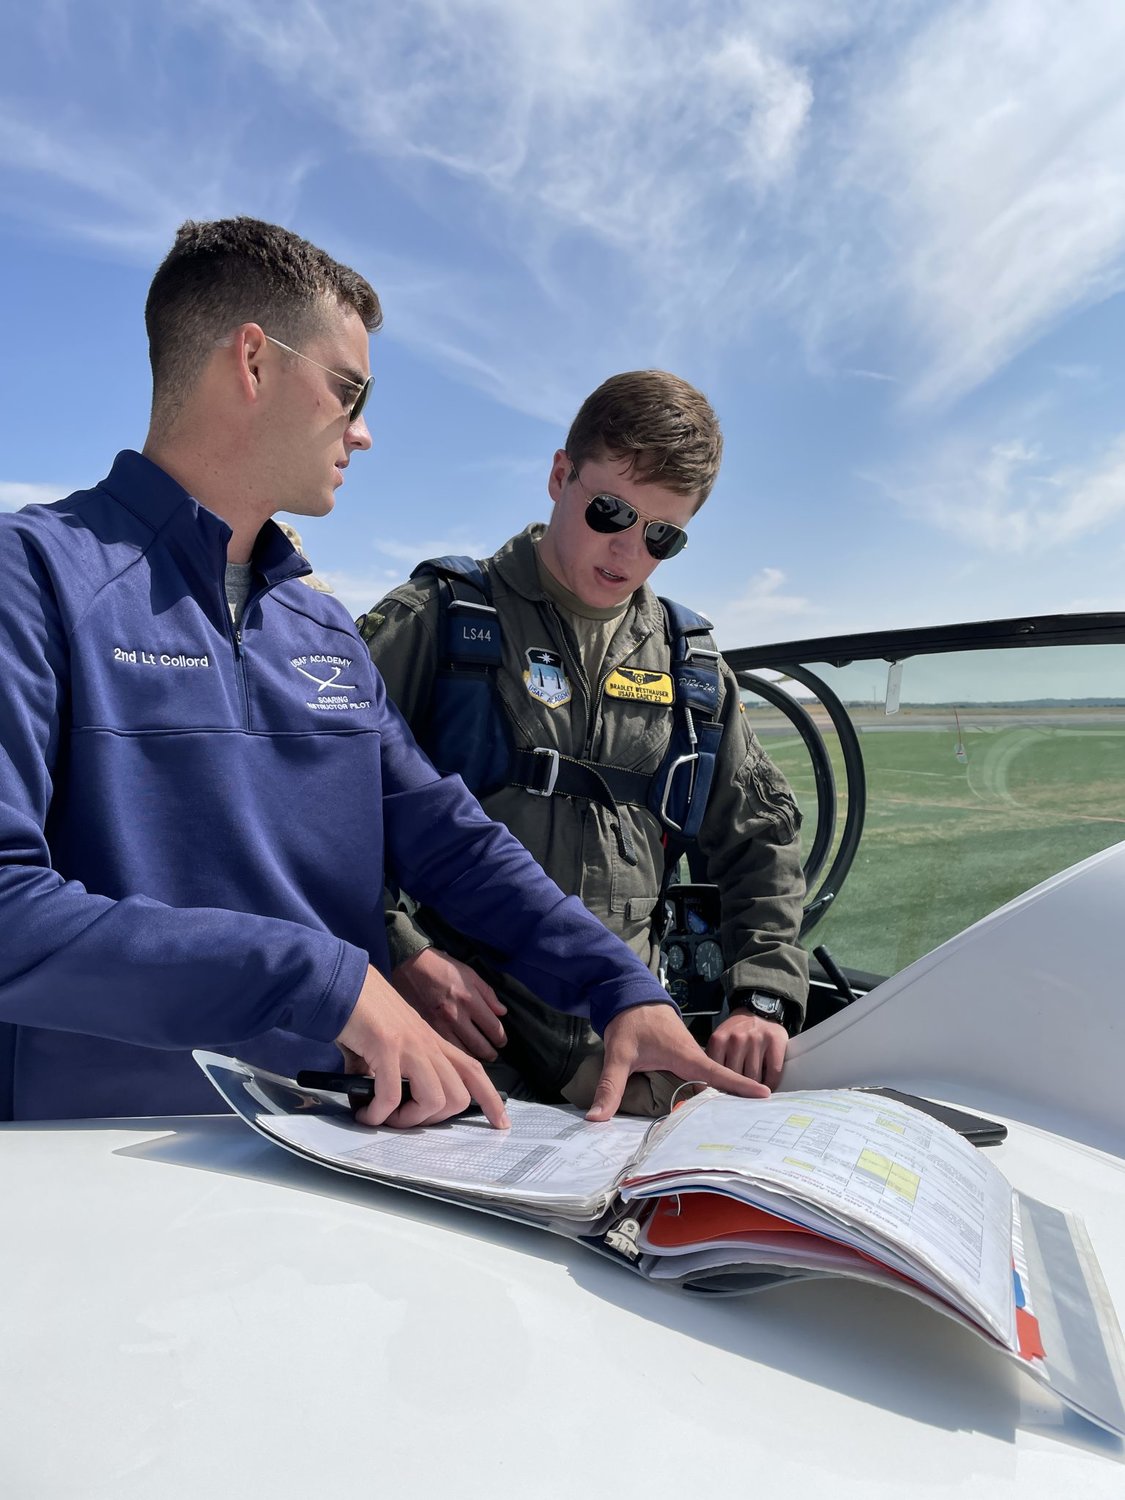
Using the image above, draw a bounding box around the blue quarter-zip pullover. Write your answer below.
[0,452,672,1119]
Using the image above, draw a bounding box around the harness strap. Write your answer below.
[408,555,723,868]
[509,749,641,865]
[510,749,652,807]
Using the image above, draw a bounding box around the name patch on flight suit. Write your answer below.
[603,667,675,705]
[524,648,572,708]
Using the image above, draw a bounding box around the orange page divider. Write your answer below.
[645,1192,819,1249]
[1016,1307,1047,1361]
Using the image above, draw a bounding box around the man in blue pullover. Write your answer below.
[0,216,769,1125]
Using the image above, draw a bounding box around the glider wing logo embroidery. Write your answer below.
[295,662,355,693]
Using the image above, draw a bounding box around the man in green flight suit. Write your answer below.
[360,370,808,1114]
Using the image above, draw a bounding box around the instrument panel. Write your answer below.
[659,882,725,1017]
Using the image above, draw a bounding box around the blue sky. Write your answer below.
[2,0,1124,650]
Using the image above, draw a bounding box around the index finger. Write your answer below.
[452,1055,510,1129]
[695,1054,771,1100]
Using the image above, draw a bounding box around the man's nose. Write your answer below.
[611,521,647,561]
[347,413,373,451]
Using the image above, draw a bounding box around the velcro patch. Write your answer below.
[355,610,386,642]
[524,648,572,708]
[604,668,675,705]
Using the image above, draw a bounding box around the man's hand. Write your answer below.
[391,948,508,1062]
[337,965,510,1129]
[707,1009,788,1091]
[586,1002,772,1122]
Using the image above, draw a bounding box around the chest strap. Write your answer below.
[510,748,644,864]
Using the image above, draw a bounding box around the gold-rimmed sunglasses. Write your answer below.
[568,462,689,561]
[265,335,373,423]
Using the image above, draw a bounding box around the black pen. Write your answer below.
[295,1070,506,1121]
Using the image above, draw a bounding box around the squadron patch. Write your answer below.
[524,648,572,708]
[355,610,386,643]
[604,667,675,705]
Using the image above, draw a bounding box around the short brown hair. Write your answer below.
[145,216,382,425]
[565,370,723,508]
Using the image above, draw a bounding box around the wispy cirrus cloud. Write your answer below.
[867,431,1125,555]
[708,567,821,649]
[811,0,1125,407]
[172,0,1125,410]
[0,94,315,260]
[0,481,66,512]
[4,0,1125,419]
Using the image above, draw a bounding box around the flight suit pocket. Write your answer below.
[745,751,803,846]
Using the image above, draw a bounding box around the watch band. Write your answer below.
[738,990,796,1036]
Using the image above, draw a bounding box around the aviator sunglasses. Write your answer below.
[264,335,373,423]
[569,463,689,561]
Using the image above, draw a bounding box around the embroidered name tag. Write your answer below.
[604,668,675,704]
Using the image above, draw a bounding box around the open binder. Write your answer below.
[195,1051,1125,1439]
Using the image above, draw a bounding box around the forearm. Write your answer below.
[0,861,369,1049]
[711,836,808,1014]
[701,682,809,1017]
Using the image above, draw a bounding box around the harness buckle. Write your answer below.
[659,752,699,833]
[527,747,560,797]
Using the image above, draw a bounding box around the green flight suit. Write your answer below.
[360,525,808,1112]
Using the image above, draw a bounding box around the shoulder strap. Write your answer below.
[659,596,723,720]
[408,556,510,794]
[659,597,714,637]
[412,554,491,601]
[412,555,501,672]
[649,597,724,849]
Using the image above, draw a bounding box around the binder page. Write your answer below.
[256,1100,650,1221]
[622,1089,1016,1345]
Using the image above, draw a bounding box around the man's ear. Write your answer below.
[230,323,269,405]
[546,448,571,504]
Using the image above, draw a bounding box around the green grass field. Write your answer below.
[754,708,1125,978]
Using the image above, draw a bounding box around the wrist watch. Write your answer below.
[738,990,795,1035]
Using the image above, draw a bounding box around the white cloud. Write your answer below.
[315,568,395,618]
[372,534,492,566]
[5,0,1125,419]
[868,431,1125,554]
[179,0,1125,409]
[842,368,898,385]
[819,0,1125,406]
[185,1,818,258]
[0,98,315,260]
[169,0,836,376]
[708,566,821,649]
[0,482,67,511]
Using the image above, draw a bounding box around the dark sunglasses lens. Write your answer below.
[350,377,373,423]
[643,522,688,560]
[584,493,637,535]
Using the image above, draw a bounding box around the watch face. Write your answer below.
[750,994,783,1021]
[695,939,723,981]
